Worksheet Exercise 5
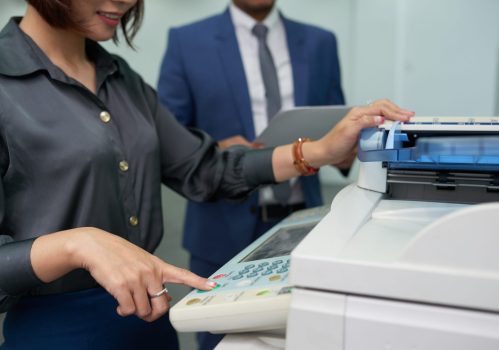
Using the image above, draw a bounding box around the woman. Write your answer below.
[0,0,413,349]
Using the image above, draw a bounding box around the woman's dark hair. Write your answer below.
[26,0,144,47]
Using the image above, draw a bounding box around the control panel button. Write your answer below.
[212,274,226,279]
[278,286,293,295]
[196,283,220,293]
[268,275,281,282]
[256,289,271,296]
[186,298,201,306]
[236,279,253,287]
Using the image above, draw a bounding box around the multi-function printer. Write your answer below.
[171,116,499,349]
[287,116,499,349]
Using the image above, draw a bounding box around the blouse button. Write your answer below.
[100,111,111,123]
[119,160,129,172]
[129,215,139,226]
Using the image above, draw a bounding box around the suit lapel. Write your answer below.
[282,16,309,107]
[215,10,255,140]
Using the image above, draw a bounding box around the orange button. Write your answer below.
[186,298,201,306]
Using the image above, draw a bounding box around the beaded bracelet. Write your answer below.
[292,137,319,176]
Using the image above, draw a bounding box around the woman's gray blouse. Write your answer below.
[0,18,275,312]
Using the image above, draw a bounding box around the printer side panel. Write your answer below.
[357,161,387,193]
[345,296,499,350]
[286,289,346,350]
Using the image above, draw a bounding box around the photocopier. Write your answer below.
[287,116,499,349]
[171,116,499,349]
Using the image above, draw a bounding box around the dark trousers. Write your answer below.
[1,287,178,350]
[190,218,278,350]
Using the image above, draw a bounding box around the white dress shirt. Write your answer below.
[230,3,304,205]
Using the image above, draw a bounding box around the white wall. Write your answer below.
[351,0,499,116]
[0,0,26,27]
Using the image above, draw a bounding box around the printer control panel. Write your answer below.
[170,206,329,334]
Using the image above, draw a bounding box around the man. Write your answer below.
[157,0,344,348]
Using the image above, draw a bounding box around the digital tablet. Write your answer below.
[255,106,352,147]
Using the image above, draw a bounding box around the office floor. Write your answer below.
[0,183,344,350]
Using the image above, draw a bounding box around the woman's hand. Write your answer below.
[31,228,215,322]
[218,135,252,150]
[316,99,414,167]
[271,99,414,182]
[218,135,264,150]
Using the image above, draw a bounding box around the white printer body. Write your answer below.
[287,117,499,350]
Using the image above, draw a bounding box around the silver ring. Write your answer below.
[150,285,168,299]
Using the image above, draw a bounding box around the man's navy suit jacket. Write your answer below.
[157,9,345,265]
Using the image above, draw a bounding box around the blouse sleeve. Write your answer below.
[0,134,42,313]
[144,82,276,202]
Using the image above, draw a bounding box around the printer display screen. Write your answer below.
[240,223,317,262]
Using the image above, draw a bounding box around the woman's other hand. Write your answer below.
[31,228,216,322]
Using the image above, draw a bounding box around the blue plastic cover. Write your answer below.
[358,126,499,171]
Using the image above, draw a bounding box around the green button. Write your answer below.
[197,283,220,293]
[256,289,271,296]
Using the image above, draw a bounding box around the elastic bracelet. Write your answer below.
[292,137,319,176]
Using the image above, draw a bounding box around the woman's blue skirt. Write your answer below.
[1,287,178,350]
